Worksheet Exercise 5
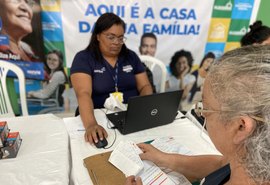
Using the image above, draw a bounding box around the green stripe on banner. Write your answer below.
[256,0,270,27]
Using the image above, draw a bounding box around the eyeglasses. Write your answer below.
[194,102,264,123]
[194,102,220,118]
[7,0,36,7]
[102,33,127,44]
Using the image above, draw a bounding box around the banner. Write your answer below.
[205,0,256,57]
[1,0,262,72]
[256,0,269,26]
[0,0,45,80]
[0,0,263,115]
[60,0,215,66]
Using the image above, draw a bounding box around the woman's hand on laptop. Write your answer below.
[85,124,108,144]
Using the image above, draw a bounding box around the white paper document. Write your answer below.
[109,138,192,185]
[151,137,193,155]
[109,140,144,176]
[138,160,175,185]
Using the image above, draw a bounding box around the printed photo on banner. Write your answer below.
[0,0,45,80]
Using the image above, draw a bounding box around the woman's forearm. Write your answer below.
[162,154,225,182]
[77,92,97,129]
[139,84,153,96]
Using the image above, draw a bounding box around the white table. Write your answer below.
[64,109,221,185]
[0,114,70,185]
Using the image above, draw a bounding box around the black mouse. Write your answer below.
[94,134,108,148]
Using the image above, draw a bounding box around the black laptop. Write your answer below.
[106,90,183,135]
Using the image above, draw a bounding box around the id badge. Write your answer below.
[111,92,123,103]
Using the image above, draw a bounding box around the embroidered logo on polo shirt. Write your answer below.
[122,65,133,73]
[94,67,106,73]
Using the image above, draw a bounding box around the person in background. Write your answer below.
[240,20,270,46]
[0,0,39,61]
[27,50,67,103]
[70,13,152,144]
[138,33,158,93]
[167,49,195,100]
[188,52,215,103]
[126,45,270,185]
[139,33,157,57]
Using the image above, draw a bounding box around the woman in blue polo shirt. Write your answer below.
[70,13,153,145]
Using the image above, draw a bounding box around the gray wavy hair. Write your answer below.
[207,45,270,184]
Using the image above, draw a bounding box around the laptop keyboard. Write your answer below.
[106,111,127,128]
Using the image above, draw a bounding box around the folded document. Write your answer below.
[109,140,144,176]
[109,138,192,185]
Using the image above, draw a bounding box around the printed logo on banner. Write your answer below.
[212,0,234,18]
[205,43,225,58]
[224,42,240,52]
[40,0,61,11]
[0,17,9,46]
[8,60,45,80]
[231,0,254,19]
[207,18,231,42]
[42,12,63,42]
[227,19,250,42]
[0,35,9,46]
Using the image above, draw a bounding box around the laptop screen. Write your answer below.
[107,90,183,134]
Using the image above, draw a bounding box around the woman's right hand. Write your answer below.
[84,124,108,144]
[137,143,167,167]
[180,65,190,79]
[125,176,142,185]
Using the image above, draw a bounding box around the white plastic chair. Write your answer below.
[139,55,167,92]
[0,60,28,117]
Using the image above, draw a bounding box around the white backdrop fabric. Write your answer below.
[61,0,214,67]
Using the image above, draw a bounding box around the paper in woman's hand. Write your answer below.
[108,141,143,176]
[108,139,192,185]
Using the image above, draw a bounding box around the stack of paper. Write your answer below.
[109,137,192,185]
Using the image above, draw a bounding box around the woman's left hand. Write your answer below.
[138,143,167,167]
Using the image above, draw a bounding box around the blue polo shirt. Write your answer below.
[202,164,230,185]
[70,49,145,108]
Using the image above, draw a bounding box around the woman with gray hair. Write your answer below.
[126,45,270,185]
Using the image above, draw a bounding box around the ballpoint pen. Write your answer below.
[77,129,85,131]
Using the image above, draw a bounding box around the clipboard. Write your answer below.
[83,151,126,185]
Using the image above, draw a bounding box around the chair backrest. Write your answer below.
[55,84,65,107]
[139,55,167,92]
[0,60,28,117]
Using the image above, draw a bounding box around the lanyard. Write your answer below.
[105,61,119,92]
[114,62,119,92]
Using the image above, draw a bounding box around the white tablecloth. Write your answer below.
[0,114,70,185]
[64,109,221,185]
